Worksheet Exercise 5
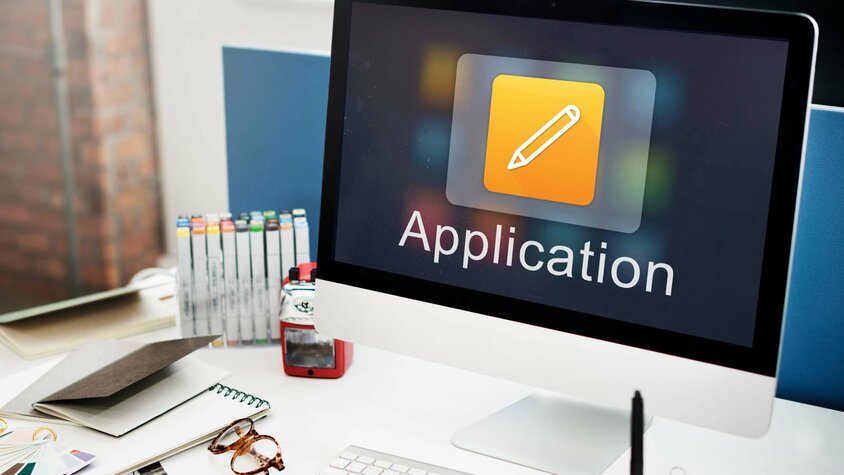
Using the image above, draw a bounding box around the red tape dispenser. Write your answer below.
[279,263,353,378]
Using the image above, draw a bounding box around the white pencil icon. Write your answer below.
[507,104,581,171]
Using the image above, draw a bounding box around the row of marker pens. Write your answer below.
[176,209,311,346]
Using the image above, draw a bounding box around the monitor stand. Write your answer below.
[452,393,651,474]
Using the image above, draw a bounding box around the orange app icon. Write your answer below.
[483,75,605,206]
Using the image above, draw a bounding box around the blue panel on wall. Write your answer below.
[222,47,328,258]
[777,107,844,411]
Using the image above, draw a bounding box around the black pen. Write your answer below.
[631,390,644,475]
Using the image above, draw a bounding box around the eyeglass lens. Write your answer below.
[232,437,280,473]
[214,419,253,450]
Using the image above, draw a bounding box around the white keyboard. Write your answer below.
[320,445,472,475]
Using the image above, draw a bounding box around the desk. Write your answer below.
[1,331,843,475]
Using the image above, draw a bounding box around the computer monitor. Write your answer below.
[314,0,816,472]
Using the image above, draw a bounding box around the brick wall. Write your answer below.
[0,0,161,311]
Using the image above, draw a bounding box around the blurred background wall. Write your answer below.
[146,0,332,258]
[0,0,161,310]
[0,0,333,312]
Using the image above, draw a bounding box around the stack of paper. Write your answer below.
[0,288,175,360]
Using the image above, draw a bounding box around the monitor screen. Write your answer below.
[325,1,809,374]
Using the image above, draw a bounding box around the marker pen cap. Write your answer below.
[207,224,220,234]
[288,267,300,282]
[176,227,190,237]
[220,212,232,221]
[221,221,235,232]
[191,224,206,234]
[250,222,264,232]
[266,222,280,232]
[292,208,306,217]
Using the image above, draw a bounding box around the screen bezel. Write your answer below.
[318,0,817,377]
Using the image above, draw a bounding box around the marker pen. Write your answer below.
[250,221,269,344]
[279,211,295,274]
[265,221,282,343]
[221,220,239,346]
[293,212,310,265]
[176,226,194,338]
[207,224,224,346]
[191,222,209,336]
[235,220,254,344]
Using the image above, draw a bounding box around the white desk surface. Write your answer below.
[1,327,842,475]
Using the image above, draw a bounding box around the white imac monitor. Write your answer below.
[314,0,816,472]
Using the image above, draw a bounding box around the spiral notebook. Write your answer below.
[6,380,271,475]
[1,336,226,435]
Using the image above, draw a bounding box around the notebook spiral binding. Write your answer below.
[210,383,271,409]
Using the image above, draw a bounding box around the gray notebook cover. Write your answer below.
[1,336,228,436]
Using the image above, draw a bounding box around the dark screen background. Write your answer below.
[333,3,789,347]
[696,0,841,107]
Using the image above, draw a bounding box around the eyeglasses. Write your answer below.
[208,418,285,475]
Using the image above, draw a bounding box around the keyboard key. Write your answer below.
[323,447,470,475]
[347,462,367,473]
[320,467,348,475]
